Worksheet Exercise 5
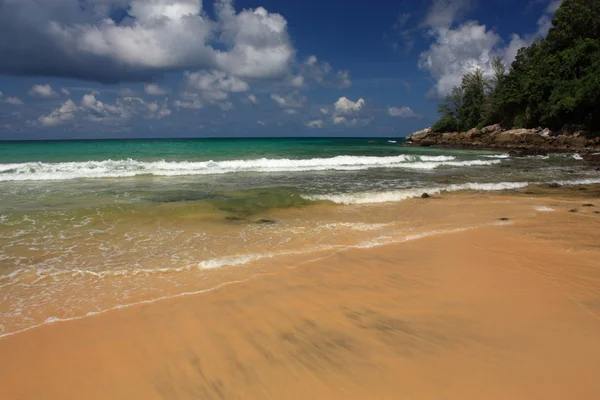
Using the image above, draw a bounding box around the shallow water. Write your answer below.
[1,138,599,337]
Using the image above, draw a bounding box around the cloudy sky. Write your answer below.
[0,0,561,139]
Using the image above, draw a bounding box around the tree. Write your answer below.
[431,0,600,132]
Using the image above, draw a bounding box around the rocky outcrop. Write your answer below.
[405,125,600,153]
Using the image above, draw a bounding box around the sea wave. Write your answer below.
[0,155,501,181]
[303,182,529,205]
[304,177,600,205]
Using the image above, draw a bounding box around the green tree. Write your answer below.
[432,0,600,132]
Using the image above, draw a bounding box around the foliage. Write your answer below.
[431,0,600,132]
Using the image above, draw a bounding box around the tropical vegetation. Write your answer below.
[432,0,600,133]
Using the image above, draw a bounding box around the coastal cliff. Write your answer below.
[405,125,600,153]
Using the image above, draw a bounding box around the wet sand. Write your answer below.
[2,193,600,399]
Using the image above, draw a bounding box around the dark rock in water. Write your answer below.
[499,217,510,221]
[582,204,595,207]
[421,193,430,199]
[548,183,561,188]
[256,219,276,224]
[578,187,589,191]
[569,208,579,213]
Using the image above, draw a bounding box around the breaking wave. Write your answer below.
[0,155,500,181]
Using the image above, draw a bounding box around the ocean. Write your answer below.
[1,137,599,337]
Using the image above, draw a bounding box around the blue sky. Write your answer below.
[0,0,561,139]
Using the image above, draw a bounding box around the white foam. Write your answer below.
[0,155,508,181]
[572,153,583,160]
[304,182,529,205]
[534,206,555,212]
[483,154,510,159]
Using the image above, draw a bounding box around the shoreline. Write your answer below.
[405,126,600,158]
[1,190,600,399]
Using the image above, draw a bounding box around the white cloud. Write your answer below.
[422,0,474,30]
[0,0,303,84]
[38,99,77,127]
[306,119,324,128]
[418,0,563,97]
[144,84,168,96]
[5,97,24,105]
[333,97,365,115]
[284,109,298,115]
[61,88,70,96]
[290,55,351,89]
[184,69,249,102]
[215,2,294,79]
[332,116,371,127]
[174,97,203,109]
[333,116,346,125]
[271,91,306,109]
[419,22,501,97]
[0,92,24,105]
[388,106,418,118]
[247,94,258,104]
[37,93,171,127]
[28,84,59,98]
[256,120,266,125]
[320,107,329,115]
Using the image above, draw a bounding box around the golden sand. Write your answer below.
[1,192,600,399]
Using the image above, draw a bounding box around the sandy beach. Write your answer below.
[1,190,600,400]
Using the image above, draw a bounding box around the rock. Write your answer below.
[255,219,276,224]
[569,208,579,213]
[481,124,502,134]
[582,204,595,207]
[540,128,552,137]
[499,217,510,221]
[594,211,600,214]
[421,193,430,199]
[548,183,561,188]
[420,139,436,147]
[407,127,433,142]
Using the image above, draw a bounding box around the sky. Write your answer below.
[0,0,562,140]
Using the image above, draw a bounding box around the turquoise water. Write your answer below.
[0,138,420,163]
[0,137,597,212]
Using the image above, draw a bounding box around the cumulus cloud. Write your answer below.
[0,0,311,84]
[175,69,249,109]
[324,96,370,127]
[247,94,258,104]
[28,84,59,99]
[60,88,70,96]
[418,0,562,97]
[38,99,77,127]
[418,21,501,97]
[0,92,24,106]
[333,97,365,115]
[290,55,351,89]
[144,84,168,96]
[306,119,324,128]
[37,93,171,127]
[271,91,306,110]
[388,106,419,118]
[421,0,474,30]
[5,97,24,105]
